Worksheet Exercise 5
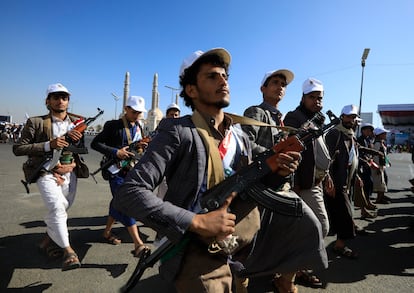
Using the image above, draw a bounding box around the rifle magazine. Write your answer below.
[245,183,303,217]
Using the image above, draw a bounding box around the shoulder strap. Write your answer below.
[225,112,297,133]
[191,110,224,189]
[121,115,133,144]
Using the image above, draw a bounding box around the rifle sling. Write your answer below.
[191,110,225,189]
[122,115,133,145]
[226,112,297,133]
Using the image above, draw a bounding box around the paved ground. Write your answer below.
[0,136,413,292]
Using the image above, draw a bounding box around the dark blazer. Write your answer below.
[91,119,130,158]
[91,118,145,158]
[325,128,350,190]
[284,106,316,189]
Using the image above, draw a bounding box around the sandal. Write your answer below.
[62,252,81,271]
[333,246,359,259]
[361,210,377,219]
[38,235,64,259]
[103,233,122,245]
[295,269,323,288]
[130,244,150,258]
[272,275,298,293]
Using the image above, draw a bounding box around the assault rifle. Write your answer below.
[120,110,340,292]
[20,108,104,193]
[89,137,151,183]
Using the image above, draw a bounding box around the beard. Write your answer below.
[342,121,355,129]
[213,100,230,109]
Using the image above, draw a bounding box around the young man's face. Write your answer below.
[46,92,70,113]
[261,75,287,106]
[341,114,358,129]
[302,91,323,113]
[124,106,142,123]
[166,109,180,118]
[362,127,374,137]
[187,63,230,110]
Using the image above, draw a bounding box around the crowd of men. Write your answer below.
[13,48,395,293]
[1,122,23,143]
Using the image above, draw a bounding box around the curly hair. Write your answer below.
[179,54,229,110]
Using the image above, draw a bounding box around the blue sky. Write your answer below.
[1,0,413,128]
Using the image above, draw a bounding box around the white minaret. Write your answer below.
[145,73,163,133]
[122,71,130,110]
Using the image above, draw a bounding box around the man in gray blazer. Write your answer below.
[114,48,327,293]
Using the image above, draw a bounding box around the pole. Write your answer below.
[165,85,179,103]
[358,60,366,117]
[111,93,120,119]
[357,48,370,134]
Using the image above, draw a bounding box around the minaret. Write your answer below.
[152,73,159,110]
[144,73,163,133]
[122,71,130,110]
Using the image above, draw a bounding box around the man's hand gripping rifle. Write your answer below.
[121,110,340,293]
[89,137,151,183]
[21,108,104,193]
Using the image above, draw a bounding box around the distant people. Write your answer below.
[410,145,414,192]
[1,127,9,143]
[355,123,378,218]
[390,132,396,147]
[165,103,181,118]
[13,83,87,271]
[324,104,360,259]
[91,95,149,258]
[372,127,390,204]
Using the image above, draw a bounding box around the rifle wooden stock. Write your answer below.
[63,108,104,154]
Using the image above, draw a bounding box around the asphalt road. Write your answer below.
[1,136,413,292]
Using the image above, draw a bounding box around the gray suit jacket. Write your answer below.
[243,102,282,156]
[113,115,256,281]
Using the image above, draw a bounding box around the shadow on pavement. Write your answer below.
[0,224,150,291]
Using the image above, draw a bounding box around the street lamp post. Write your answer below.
[357,48,370,135]
[164,85,180,103]
[111,93,120,119]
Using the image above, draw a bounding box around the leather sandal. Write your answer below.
[103,233,122,245]
[62,252,81,271]
[333,246,359,259]
[295,269,323,288]
[38,234,64,259]
[130,244,150,258]
[272,275,298,293]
